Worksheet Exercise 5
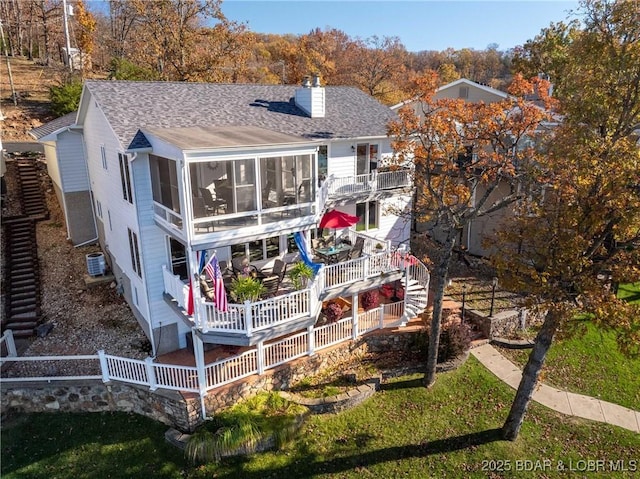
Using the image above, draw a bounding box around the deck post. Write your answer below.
[192,329,208,418]
[379,305,385,330]
[307,325,315,356]
[145,357,158,391]
[97,349,110,382]
[352,293,359,340]
[244,301,253,336]
[256,340,265,375]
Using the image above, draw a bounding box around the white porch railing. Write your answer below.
[326,169,412,200]
[173,251,400,336]
[162,266,190,311]
[0,300,409,395]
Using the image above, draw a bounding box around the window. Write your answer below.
[108,210,112,231]
[150,154,180,213]
[231,237,281,262]
[169,238,187,280]
[95,199,103,219]
[128,228,142,277]
[100,145,107,170]
[356,201,378,231]
[356,143,379,175]
[458,86,469,99]
[119,153,133,203]
[318,145,328,183]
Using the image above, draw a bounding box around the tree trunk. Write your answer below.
[424,230,457,387]
[502,309,560,440]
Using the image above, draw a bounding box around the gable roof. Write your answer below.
[29,112,77,140]
[436,78,508,100]
[78,81,397,150]
[390,78,508,110]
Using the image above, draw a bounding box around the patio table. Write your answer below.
[315,243,351,264]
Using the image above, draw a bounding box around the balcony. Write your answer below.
[324,168,412,207]
[162,243,428,346]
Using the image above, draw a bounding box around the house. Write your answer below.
[34,76,428,364]
[392,78,554,257]
[30,112,97,246]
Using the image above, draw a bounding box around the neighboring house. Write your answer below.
[30,112,97,246]
[392,78,553,257]
[34,76,426,362]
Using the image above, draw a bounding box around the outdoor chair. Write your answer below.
[332,248,351,264]
[199,187,226,214]
[272,259,287,283]
[348,237,365,260]
[260,275,280,299]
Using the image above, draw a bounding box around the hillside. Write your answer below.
[0,57,63,142]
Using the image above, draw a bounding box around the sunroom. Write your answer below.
[146,125,321,245]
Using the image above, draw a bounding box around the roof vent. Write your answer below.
[86,252,106,276]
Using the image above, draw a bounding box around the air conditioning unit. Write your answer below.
[86,252,106,276]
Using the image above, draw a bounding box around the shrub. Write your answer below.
[185,392,306,465]
[437,322,472,362]
[323,301,343,323]
[49,78,83,116]
[108,57,159,80]
[360,290,380,311]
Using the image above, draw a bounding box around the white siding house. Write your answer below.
[37,78,424,358]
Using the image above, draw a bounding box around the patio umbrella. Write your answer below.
[319,209,359,229]
[319,209,360,245]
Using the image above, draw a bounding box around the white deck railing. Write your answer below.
[1,300,405,395]
[327,169,412,200]
[164,251,402,336]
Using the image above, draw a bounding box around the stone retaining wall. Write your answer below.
[0,380,202,432]
[1,328,423,432]
[281,376,381,414]
[465,308,531,338]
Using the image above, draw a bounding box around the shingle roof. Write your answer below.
[82,81,397,150]
[29,112,77,140]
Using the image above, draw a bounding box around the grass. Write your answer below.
[618,282,640,304]
[499,323,640,411]
[6,358,636,478]
[1,412,187,478]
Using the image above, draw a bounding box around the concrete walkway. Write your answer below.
[471,343,640,433]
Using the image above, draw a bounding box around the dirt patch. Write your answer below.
[0,57,63,141]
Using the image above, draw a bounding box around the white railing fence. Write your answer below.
[1,301,407,395]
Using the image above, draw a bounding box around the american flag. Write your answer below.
[204,253,228,312]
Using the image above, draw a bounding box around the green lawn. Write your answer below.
[618,282,640,304]
[3,357,638,479]
[498,323,640,411]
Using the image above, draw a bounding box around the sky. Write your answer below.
[222,0,580,52]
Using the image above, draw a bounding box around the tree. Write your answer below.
[496,0,640,441]
[388,71,554,387]
[74,0,96,68]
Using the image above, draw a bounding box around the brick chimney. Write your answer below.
[295,73,325,118]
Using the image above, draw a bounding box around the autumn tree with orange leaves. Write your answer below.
[494,0,640,441]
[388,72,555,388]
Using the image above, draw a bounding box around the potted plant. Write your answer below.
[230,275,265,303]
[288,261,314,290]
[360,290,380,311]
